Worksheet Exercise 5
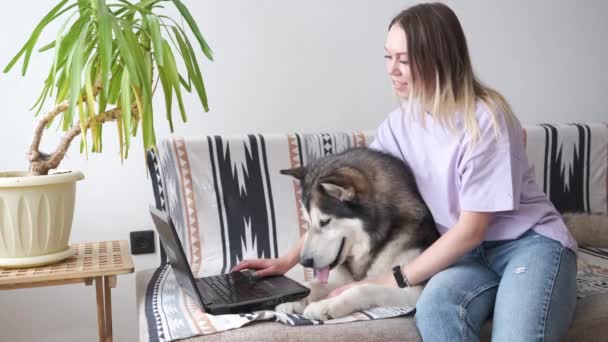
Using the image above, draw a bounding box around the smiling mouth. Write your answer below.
[313,237,346,285]
[328,237,346,269]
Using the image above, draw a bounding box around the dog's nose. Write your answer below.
[300,257,314,268]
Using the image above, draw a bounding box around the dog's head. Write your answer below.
[281,163,370,284]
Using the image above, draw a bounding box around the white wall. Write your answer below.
[0,1,606,341]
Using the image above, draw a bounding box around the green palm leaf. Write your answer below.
[3,0,70,75]
[97,0,113,98]
[170,0,213,61]
[66,21,91,130]
[146,14,163,67]
[120,68,132,157]
[161,39,186,123]
[5,0,213,169]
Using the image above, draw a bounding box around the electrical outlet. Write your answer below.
[130,230,155,255]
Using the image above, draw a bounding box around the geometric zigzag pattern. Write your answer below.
[172,138,202,275]
[147,149,167,213]
[287,134,310,281]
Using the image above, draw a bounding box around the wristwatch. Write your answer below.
[392,265,410,288]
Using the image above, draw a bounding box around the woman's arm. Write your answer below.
[400,211,491,285]
[284,232,307,267]
[231,232,307,277]
[329,211,491,296]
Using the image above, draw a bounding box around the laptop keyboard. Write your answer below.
[201,273,271,304]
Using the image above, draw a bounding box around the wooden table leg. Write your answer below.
[104,276,113,342]
[95,277,106,342]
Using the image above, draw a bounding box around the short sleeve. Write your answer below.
[458,111,524,212]
[368,137,383,151]
[369,118,389,152]
[368,110,401,157]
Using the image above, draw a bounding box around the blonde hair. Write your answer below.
[391,3,515,147]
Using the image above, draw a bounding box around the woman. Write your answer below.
[233,3,577,341]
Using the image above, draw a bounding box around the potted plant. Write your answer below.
[1,0,212,267]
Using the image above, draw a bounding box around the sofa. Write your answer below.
[137,123,608,341]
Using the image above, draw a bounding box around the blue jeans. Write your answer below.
[415,230,577,342]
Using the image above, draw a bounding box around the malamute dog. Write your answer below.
[276,147,439,320]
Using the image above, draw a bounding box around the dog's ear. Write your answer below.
[320,182,355,202]
[280,166,307,181]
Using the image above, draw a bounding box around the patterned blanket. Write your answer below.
[141,246,608,341]
[142,124,608,341]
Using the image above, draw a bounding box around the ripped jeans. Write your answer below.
[415,230,577,342]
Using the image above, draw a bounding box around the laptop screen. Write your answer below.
[149,205,206,307]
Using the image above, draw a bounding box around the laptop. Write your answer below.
[149,205,310,315]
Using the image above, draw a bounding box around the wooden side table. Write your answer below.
[0,240,134,342]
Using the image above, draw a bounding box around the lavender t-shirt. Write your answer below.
[369,102,577,251]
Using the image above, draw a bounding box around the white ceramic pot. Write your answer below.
[0,170,84,268]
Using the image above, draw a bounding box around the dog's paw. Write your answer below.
[302,300,332,321]
[275,301,305,314]
[302,297,353,321]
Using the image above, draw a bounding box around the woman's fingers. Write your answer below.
[231,257,291,278]
[230,261,247,272]
[231,259,257,272]
[231,259,270,272]
[255,266,278,279]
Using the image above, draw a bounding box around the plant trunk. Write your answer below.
[27,102,134,176]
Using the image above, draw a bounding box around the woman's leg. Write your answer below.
[487,232,577,342]
[415,250,500,342]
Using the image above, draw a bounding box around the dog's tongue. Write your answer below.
[314,267,330,285]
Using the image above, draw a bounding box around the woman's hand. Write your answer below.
[231,234,305,278]
[327,274,397,298]
[231,256,294,278]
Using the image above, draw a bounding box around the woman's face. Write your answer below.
[385,25,412,98]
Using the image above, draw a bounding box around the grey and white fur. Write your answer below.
[276,147,439,320]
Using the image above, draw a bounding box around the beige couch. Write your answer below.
[137,269,608,341]
[138,123,608,341]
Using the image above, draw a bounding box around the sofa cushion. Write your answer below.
[137,266,608,342]
[136,244,608,341]
[136,267,417,342]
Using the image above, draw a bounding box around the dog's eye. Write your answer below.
[320,218,331,227]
